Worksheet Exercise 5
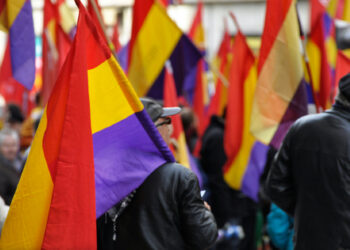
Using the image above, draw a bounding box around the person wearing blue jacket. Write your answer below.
[267,203,294,250]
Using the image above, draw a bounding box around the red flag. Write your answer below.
[334,51,350,99]
[41,0,74,105]
[87,0,107,42]
[0,40,34,115]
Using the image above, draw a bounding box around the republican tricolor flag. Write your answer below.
[223,29,268,201]
[0,0,35,90]
[0,2,174,248]
[250,0,308,148]
[128,0,201,99]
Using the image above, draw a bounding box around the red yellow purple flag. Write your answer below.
[128,0,201,98]
[334,51,350,98]
[0,0,35,90]
[223,29,268,201]
[163,66,190,168]
[207,25,231,118]
[307,0,337,110]
[0,2,174,248]
[250,0,308,148]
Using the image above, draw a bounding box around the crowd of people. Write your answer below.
[1,75,350,249]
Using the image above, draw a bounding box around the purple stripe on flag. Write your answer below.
[9,0,35,90]
[241,142,268,201]
[147,35,201,100]
[117,42,129,72]
[93,110,174,217]
[270,78,308,149]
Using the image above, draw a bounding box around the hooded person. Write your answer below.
[97,97,218,250]
[265,73,350,249]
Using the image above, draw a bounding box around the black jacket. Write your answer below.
[266,104,350,249]
[97,162,218,250]
[200,116,256,228]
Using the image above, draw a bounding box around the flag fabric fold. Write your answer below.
[223,30,267,201]
[307,0,337,110]
[0,2,174,248]
[42,0,76,105]
[0,0,35,90]
[250,0,308,148]
[128,0,201,98]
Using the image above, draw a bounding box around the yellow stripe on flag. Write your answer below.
[306,40,321,92]
[225,66,257,189]
[88,57,143,134]
[6,0,26,27]
[128,3,182,97]
[0,111,53,249]
[250,6,303,144]
[175,132,190,169]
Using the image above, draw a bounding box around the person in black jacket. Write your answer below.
[200,115,257,250]
[266,73,350,249]
[97,98,218,250]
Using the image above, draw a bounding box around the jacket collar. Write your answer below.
[328,101,350,122]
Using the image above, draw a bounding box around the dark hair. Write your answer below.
[7,104,24,123]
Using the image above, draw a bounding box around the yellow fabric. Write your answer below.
[250,5,303,144]
[193,24,205,50]
[175,132,190,169]
[306,40,321,92]
[88,57,143,134]
[6,0,26,28]
[224,66,257,189]
[0,112,53,249]
[58,2,76,35]
[344,0,350,21]
[326,37,337,68]
[327,0,338,17]
[128,3,182,97]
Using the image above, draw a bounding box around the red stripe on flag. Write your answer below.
[334,51,350,99]
[258,0,293,73]
[224,31,255,171]
[164,68,182,139]
[41,4,97,248]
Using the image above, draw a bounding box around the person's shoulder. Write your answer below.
[156,162,193,176]
[291,112,331,130]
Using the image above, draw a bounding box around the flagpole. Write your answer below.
[87,0,119,62]
[229,11,240,31]
[295,3,321,113]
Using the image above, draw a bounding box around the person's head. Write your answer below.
[5,104,24,134]
[141,98,181,145]
[336,73,350,107]
[0,128,19,162]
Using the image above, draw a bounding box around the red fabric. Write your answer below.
[223,31,255,172]
[41,0,59,105]
[207,28,231,117]
[128,0,154,70]
[188,0,203,40]
[41,4,103,248]
[42,0,73,106]
[193,59,208,136]
[309,13,333,110]
[163,68,182,139]
[258,0,293,73]
[87,0,107,44]
[310,0,326,31]
[0,40,34,115]
[334,51,350,101]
